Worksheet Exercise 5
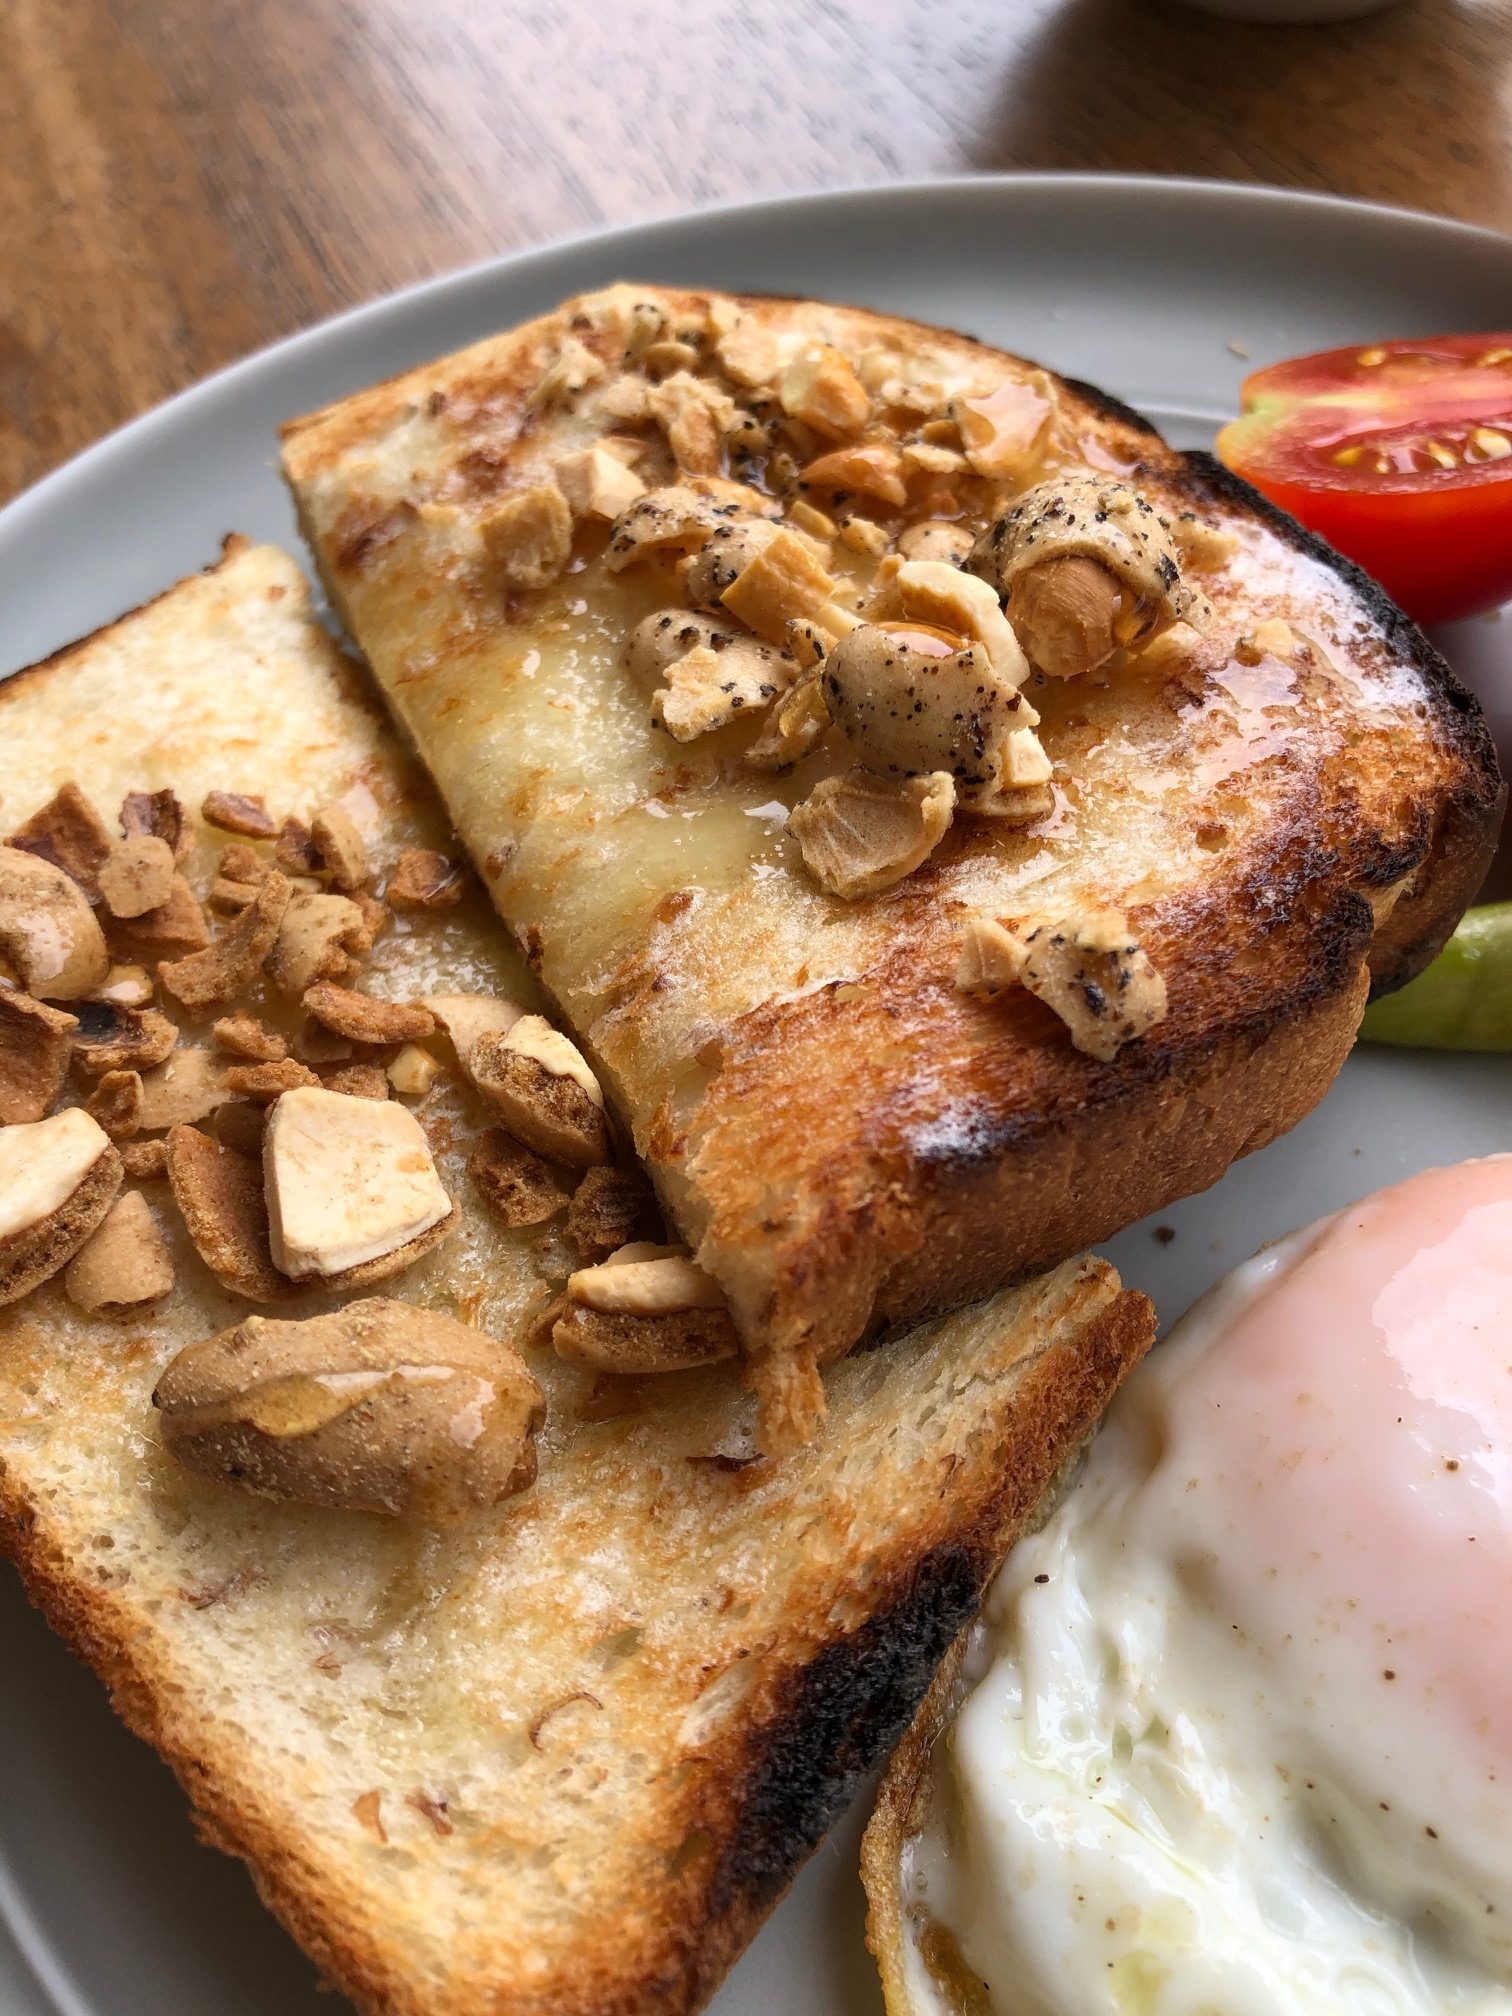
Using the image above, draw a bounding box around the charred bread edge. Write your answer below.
[0,1271,1153,2016]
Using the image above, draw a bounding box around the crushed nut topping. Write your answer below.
[70,1000,179,1076]
[605,484,776,571]
[743,673,832,772]
[971,474,1212,679]
[530,334,605,410]
[310,803,369,891]
[153,1298,544,1525]
[799,441,907,507]
[626,608,791,742]
[301,982,435,1047]
[385,849,464,911]
[0,1109,121,1308]
[0,845,110,1000]
[0,991,77,1124]
[85,1068,143,1140]
[468,1126,572,1229]
[564,1163,661,1264]
[951,372,1056,479]
[789,768,956,900]
[136,1049,235,1131]
[104,874,210,962]
[121,788,189,860]
[265,891,368,996]
[225,1059,323,1101]
[421,993,523,1074]
[480,483,574,592]
[779,345,870,438]
[98,835,177,919]
[717,527,837,646]
[159,871,291,1012]
[263,1085,454,1284]
[386,1044,441,1098]
[472,1016,610,1171]
[9,783,115,896]
[1018,907,1168,1060]
[647,371,742,474]
[64,1190,175,1316]
[896,520,974,566]
[212,1013,288,1063]
[554,444,646,521]
[121,1138,168,1181]
[955,915,1030,998]
[201,790,278,839]
[166,1123,293,1303]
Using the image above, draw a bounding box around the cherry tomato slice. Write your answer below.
[1216,335,1512,625]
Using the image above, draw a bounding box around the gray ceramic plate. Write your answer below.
[0,174,1508,2016]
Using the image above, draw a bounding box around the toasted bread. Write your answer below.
[281,286,1502,1442]
[0,544,1156,2016]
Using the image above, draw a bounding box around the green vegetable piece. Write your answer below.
[1359,903,1512,1052]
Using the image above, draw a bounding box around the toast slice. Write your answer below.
[0,544,1155,2016]
[281,285,1502,1443]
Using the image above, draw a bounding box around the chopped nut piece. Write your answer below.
[70,1000,179,1076]
[1007,555,1127,683]
[105,875,210,961]
[468,1126,572,1228]
[822,623,1043,815]
[226,1059,322,1101]
[320,1063,390,1101]
[302,982,436,1046]
[121,1138,168,1180]
[569,1241,725,1315]
[564,1163,661,1263]
[553,1301,739,1374]
[837,515,890,559]
[212,1014,287,1062]
[472,1016,610,1170]
[310,803,369,891]
[605,485,775,571]
[274,816,320,876]
[719,528,836,646]
[683,518,782,611]
[648,371,741,473]
[64,1190,175,1315]
[951,372,1055,479]
[159,871,292,1013]
[643,336,701,379]
[216,842,267,887]
[626,608,792,742]
[790,769,955,900]
[0,991,77,1124]
[778,345,870,438]
[153,1298,544,1525]
[554,444,646,520]
[85,1068,144,1140]
[1019,908,1168,1061]
[166,1123,293,1302]
[421,993,525,1074]
[209,876,258,915]
[786,499,838,541]
[292,1020,353,1064]
[137,1049,235,1131]
[201,790,278,839]
[956,915,1030,998]
[901,440,968,476]
[385,849,465,912]
[530,334,605,409]
[1172,513,1239,570]
[93,964,156,1008]
[120,788,190,861]
[0,845,110,999]
[97,835,176,919]
[744,673,832,772]
[896,559,1028,684]
[387,1044,442,1098]
[264,891,367,997]
[897,520,973,565]
[213,1101,267,1158]
[264,1086,454,1284]
[971,473,1212,676]
[350,889,387,951]
[0,1109,122,1307]
[596,374,652,424]
[1235,617,1298,664]
[9,783,115,896]
[479,483,574,592]
[799,442,907,507]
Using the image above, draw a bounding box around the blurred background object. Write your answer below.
[1,0,1509,499]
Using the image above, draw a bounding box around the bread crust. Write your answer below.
[281,288,1504,1385]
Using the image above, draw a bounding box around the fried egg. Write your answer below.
[904,1154,1512,2014]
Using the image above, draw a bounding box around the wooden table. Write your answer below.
[3,0,1510,500]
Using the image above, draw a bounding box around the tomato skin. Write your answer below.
[1216,335,1512,626]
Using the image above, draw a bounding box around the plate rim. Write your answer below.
[4,169,1511,556]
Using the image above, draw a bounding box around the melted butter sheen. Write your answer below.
[906,1156,1512,2016]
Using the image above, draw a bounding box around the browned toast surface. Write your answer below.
[281,287,1502,1421]
[0,545,1156,2016]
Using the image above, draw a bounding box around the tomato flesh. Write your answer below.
[1216,335,1512,625]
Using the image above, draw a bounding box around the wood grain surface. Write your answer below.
[2,0,1510,498]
